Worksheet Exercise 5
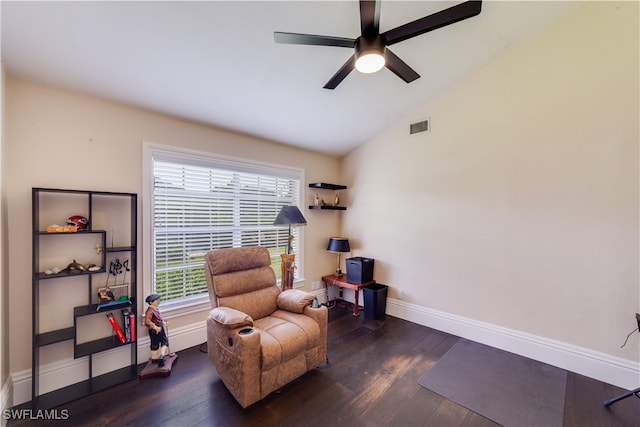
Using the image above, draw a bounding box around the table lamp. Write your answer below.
[327,237,350,276]
[273,206,307,289]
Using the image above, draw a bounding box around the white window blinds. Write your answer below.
[151,151,302,303]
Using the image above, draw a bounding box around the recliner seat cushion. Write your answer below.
[271,310,321,348]
[254,312,320,371]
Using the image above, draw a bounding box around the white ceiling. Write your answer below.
[1,1,580,157]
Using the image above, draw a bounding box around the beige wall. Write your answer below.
[343,1,639,363]
[1,63,10,406]
[4,0,638,403]
[5,79,342,376]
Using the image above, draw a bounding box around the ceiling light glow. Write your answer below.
[355,52,385,73]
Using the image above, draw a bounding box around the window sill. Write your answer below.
[159,295,211,319]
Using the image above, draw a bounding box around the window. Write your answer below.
[143,143,304,309]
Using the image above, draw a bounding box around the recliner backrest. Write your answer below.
[204,247,279,320]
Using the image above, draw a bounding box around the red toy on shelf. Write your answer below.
[106,313,126,344]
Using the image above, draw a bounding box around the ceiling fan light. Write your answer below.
[355,52,385,73]
[354,35,386,74]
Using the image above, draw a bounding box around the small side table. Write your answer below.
[322,274,375,316]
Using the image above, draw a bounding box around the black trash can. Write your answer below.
[363,283,388,320]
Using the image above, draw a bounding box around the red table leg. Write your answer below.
[353,290,360,316]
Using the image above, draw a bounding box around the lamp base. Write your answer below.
[281,253,295,290]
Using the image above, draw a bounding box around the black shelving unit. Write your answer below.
[32,188,137,409]
[308,182,348,210]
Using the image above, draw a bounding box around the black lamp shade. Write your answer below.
[327,237,350,253]
[273,206,307,226]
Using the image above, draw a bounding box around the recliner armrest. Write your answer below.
[209,306,253,330]
[277,289,315,313]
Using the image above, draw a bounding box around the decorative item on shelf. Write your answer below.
[119,309,136,343]
[66,215,89,231]
[96,284,130,310]
[44,266,62,275]
[98,287,115,304]
[313,193,320,207]
[97,257,132,309]
[333,192,340,206]
[109,258,130,285]
[327,237,350,276]
[273,205,307,290]
[106,313,126,344]
[64,259,87,274]
[46,224,78,233]
[128,311,136,342]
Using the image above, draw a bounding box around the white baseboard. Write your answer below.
[10,322,208,407]
[8,369,27,409]
[2,376,12,427]
[386,298,640,390]
[314,288,639,389]
[10,296,639,407]
[309,288,328,304]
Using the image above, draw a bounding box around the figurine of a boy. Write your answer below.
[144,293,169,367]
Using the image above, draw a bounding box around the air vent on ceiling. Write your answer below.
[410,119,429,135]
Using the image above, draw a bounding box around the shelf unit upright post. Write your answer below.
[31,188,138,410]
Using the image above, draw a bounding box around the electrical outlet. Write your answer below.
[398,289,404,299]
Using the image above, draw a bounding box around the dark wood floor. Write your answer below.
[9,301,640,426]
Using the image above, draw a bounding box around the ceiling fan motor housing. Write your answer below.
[355,34,386,57]
[355,34,386,73]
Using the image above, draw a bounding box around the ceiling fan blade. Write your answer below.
[359,0,381,38]
[323,55,356,89]
[383,0,482,46]
[384,48,420,83]
[274,32,355,48]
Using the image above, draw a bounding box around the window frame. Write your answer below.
[142,142,306,316]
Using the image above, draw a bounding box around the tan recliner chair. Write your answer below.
[204,247,328,408]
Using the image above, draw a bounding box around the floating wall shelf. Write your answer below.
[308,182,347,210]
[308,182,347,191]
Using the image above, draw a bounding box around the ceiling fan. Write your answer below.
[274,0,482,89]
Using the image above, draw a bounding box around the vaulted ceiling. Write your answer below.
[1,1,580,156]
